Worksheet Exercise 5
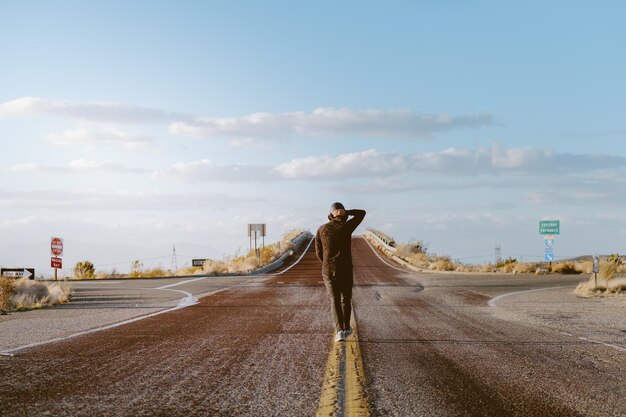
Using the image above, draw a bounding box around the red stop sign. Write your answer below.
[51,237,63,256]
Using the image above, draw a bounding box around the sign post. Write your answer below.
[50,237,64,280]
[247,224,266,261]
[592,255,600,286]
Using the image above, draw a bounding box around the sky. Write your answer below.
[1,1,626,275]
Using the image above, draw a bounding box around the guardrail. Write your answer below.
[366,228,396,248]
[252,231,313,274]
[363,230,397,254]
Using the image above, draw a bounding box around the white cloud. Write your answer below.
[169,107,494,140]
[156,159,279,182]
[4,159,147,174]
[0,97,173,124]
[274,146,626,179]
[155,146,626,184]
[46,128,155,150]
[0,188,263,210]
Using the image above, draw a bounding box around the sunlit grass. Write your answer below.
[575,277,626,297]
[0,277,73,312]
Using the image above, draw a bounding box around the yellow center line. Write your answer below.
[316,311,371,417]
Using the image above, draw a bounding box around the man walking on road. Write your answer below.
[315,202,366,342]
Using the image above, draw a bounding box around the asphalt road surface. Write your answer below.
[1,238,624,416]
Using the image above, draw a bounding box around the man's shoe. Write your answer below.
[344,327,353,336]
[335,330,346,342]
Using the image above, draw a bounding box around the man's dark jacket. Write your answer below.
[315,210,366,279]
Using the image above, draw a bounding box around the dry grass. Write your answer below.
[365,230,626,277]
[0,277,16,313]
[176,229,309,276]
[0,278,73,312]
[130,267,169,278]
[575,277,626,297]
[551,262,582,275]
[600,262,618,280]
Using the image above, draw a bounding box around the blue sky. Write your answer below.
[1,1,625,274]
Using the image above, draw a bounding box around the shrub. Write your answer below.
[73,260,95,279]
[607,253,623,266]
[0,278,16,313]
[551,262,582,275]
[3,278,72,311]
[397,240,428,257]
[429,256,455,271]
[496,257,518,269]
[404,252,429,268]
[600,262,618,281]
[575,277,626,297]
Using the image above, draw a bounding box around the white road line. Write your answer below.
[273,237,314,275]
[1,240,314,356]
[362,236,415,274]
[157,276,212,290]
[487,286,572,307]
[1,287,216,356]
[577,336,626,353]
[491,288,626,354]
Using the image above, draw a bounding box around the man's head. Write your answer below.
[329,202,346,221]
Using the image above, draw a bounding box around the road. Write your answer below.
[1,237,624,416]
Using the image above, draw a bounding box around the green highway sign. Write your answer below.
[539,220,560,235]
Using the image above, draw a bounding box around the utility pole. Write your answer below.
[171,245,178,272]
[495,244,502,265]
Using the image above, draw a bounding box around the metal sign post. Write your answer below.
[247,224,266,261]
[592,255,600,286]
[50,237,63,280]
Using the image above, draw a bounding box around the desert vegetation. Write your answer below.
[0,277,72,313]
[364,229,612,277]
[575,253,626,297]
[76,229,312,279]
[73,260,95,279]
[180,229,311,276]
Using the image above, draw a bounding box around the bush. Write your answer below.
[429,256,455,271]
[0,278,16,313]
[600,262,618,281]
[575,277,626,297]
[397,240,428,257]
[0,278,72,311]
[607,253,623,266]
[73,260,95,279]
[551,262,582,275]
[495,257,517,268]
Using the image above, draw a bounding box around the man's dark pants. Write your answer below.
[323,274,353,331]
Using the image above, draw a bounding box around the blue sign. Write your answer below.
[544,239,554,248]
[544,248,555,261]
